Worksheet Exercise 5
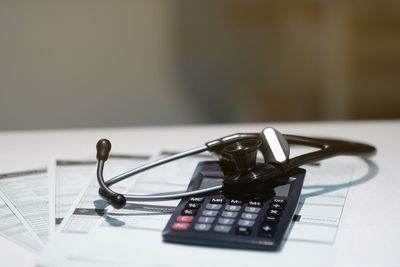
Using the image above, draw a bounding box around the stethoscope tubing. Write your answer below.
[96,133,376,205]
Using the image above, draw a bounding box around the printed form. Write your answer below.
[95,155,356,243]
[97,152,205,231]
[59,154,151,234]
[0,169,49,244]
[48,159,97,235]
[38,153,365,267]
[37,153,207,266]
[0,191,42,252]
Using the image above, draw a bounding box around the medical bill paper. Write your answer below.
[38,154,364,267]
[0,169,50,244]
[0,190,43,252]
[59,154,151,234]
[48,159,97,235]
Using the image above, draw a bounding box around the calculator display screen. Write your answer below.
[200,177,291,197]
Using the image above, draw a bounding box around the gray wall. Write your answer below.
[1,1,399,131]
[0,1,202,131]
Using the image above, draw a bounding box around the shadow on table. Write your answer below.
[300,158,378,199]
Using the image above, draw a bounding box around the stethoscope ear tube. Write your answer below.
[96,139,221,208]
[282,135,376,171]
[96,159,127,209]
[284,134,376,156]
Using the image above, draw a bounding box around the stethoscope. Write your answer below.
[96,127,376,209]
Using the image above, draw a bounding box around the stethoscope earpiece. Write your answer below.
[99,188,126,209]
[96,139,112,161]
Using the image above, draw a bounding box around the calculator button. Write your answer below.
[217,218,235,225]
[185,203,201,209]
[244,207,261,213]
[270,203,285,210]
[172,222,191,231]
[225,205,241,212]
[264,215,279,223]
[198,216,215,224]
[214,225,232,233]
[181,209,197,216]
[221,211,239,218]
[210,198,226,204]
[206,204,222,210]
[194,223,212,231]
[202,210,218,217]
[248,201,263,208]
[176,215,194,223]
[238,219,255,227]
[189,197,204,203]
[259,223,276,238]
[272,198,287,205]
[235,226,251,236]
[229,199,243,206]
[267,209,281,216]
[241,213,258,220]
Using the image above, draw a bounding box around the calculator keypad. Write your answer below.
[171,196,288,239]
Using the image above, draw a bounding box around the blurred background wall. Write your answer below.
[0,1,399,131]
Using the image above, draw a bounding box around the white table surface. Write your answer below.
[0,120,399,266]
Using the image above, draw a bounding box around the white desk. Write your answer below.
[0,120,399,266]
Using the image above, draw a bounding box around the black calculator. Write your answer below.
[162,161,305,250]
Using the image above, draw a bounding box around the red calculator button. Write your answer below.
[176,215,194,223]
[172,222,191,231]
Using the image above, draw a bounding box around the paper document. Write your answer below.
[38,153,213,266]
[101,152,355,243]
[59,155,150,234]
[38,153,362,267]
[288,161,355,244]
[98,152,207,231]
[0,169,49,244]
[0,191,43,252]
[48,159,97,235]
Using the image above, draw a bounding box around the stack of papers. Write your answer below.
[0,154,152,252]
[0,149,364,266]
